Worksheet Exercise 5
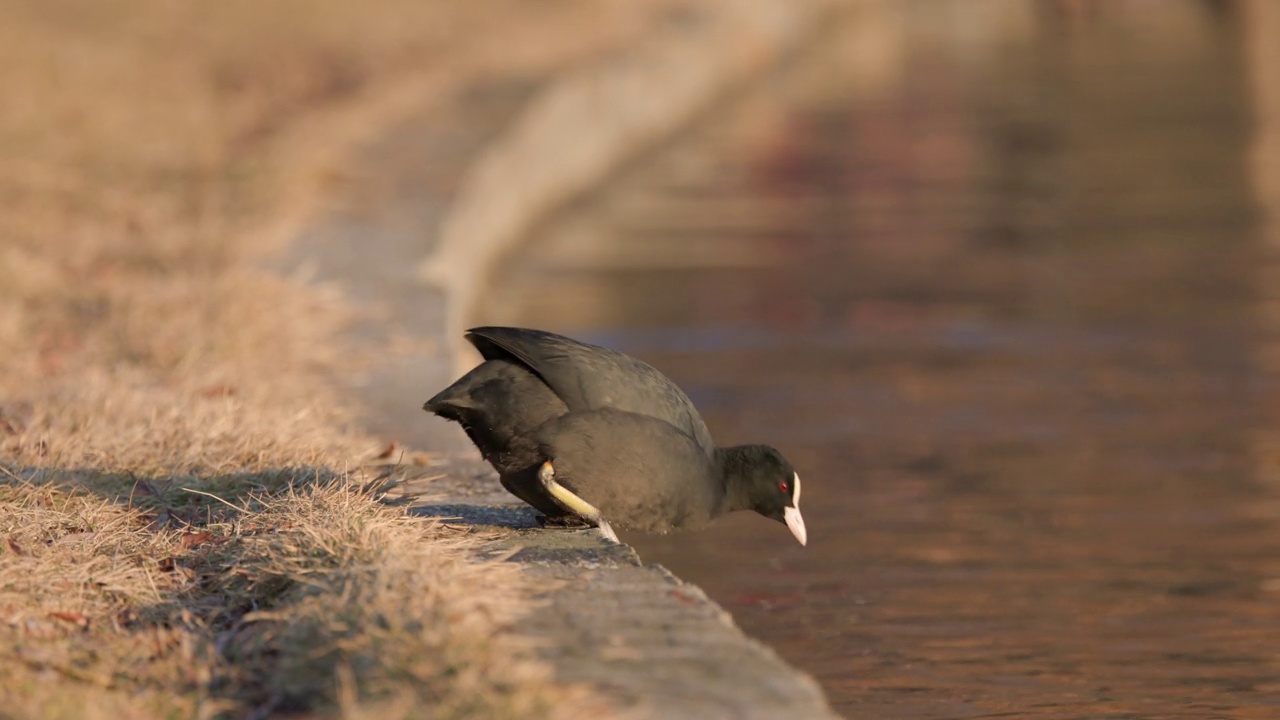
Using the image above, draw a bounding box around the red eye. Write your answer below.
[778,482,789,494]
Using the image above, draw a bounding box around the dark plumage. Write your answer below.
[423,326,807,545]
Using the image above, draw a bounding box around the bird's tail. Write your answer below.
[423,391,470,420]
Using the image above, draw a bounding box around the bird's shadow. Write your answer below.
[407,501,542,529]
[391,462,634,562]
[387,458,548,529]
[408,499,634,564]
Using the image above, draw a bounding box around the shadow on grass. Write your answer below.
[7,460,544,528]
[4,463,347,516]
[390,457,544,529]
[0,459,604,717]
[0,463,371,716]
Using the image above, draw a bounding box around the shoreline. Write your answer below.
[284,1,849,716]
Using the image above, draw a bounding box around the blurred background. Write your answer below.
[476,1,1280,717]
[6,0,1280,717]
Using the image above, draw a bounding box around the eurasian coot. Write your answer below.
[424,327,806,545]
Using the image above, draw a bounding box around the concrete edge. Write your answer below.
[284,1,853,716]
[409,464,840,719]
[404,1,847,717]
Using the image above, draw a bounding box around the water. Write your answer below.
[478,2,1280,716]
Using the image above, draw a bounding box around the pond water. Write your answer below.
[478,2,1280,716]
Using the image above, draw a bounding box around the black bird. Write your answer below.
[424,326,806,545]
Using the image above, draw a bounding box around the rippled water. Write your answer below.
[480,2,1280,716]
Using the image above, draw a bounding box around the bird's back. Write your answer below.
[466,326,716,455]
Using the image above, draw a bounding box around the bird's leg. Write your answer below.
[537,461,618,542]
[499,471,573,520]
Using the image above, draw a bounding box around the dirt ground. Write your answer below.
[0,1,682,717]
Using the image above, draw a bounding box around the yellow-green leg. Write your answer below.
[537,461,618,542]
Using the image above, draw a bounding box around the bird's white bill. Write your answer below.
[784,505,807,546]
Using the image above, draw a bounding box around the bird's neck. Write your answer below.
[713,446,758,516]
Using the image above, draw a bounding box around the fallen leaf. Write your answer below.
[180,531,214,548]
[48,610,89,628]
[7,536,24,555]
[373,442,399,460]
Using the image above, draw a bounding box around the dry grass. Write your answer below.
[0,0,676,716]
[1,471,552,719]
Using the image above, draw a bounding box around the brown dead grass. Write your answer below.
[0,0,678,716]
[1,470,552,719]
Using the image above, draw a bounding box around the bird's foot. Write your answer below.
[536,514,591,529]
[596,519,619,543]
[537,461,618,543]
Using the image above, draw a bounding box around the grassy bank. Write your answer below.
[0,472,554,718]
[0,0,674,716]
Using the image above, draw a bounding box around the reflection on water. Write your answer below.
[481,1,1280,716]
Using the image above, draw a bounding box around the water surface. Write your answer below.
[481,2,1280,716]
